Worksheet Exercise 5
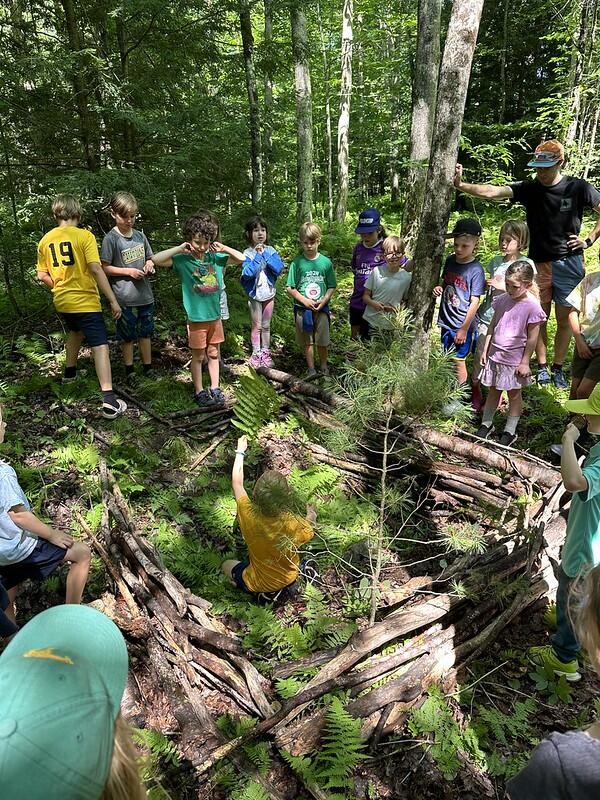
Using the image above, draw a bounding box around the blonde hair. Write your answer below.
[382,235,405,254]
[101,715,146,800]
[52,194,83,223]
[505,260,539,298]
[252,470,293,517]
[299,222,321,242]
[499,219,529,252]
[110,191,138,217]
[573,565,600,673]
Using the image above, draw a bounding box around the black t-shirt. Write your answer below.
[510,176,600,261]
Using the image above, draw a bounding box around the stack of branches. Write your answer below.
[82,461,287,796]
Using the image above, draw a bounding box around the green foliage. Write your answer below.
[217,716,271,776]
[440,521,487,555]
[232,369,281,439]
[408,686,485,780]
[229,783,270,800]
[475,700,536,748]
[134,728,180,768]
[528,664,574,705]
[50,441,99,473]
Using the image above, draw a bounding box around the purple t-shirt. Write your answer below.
[350,240,385,310]
[437,255,486,331]
[488,292,546,366]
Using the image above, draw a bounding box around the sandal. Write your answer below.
[101,398,127,419]
[195,389,216,407]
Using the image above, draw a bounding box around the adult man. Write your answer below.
[454,140,600,388]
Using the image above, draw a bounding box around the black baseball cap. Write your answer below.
[446,218,482,238]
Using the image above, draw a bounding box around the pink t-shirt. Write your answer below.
[488,293,546,366]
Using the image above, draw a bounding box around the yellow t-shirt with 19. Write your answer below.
[236,493,314,592]
[37,226,101,313]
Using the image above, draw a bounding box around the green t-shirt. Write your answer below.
[562,442,600,578]
[286,253,336,302]
[172,251,227,322]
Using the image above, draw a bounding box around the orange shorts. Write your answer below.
[187,319,224,350]
[535,255,585,306]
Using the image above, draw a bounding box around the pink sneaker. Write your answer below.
[261,348,274,368]
[249,351,263,368]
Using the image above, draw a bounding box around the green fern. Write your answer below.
[288,464,340,501]
[229,782,270,800]
[232,369,281,439]
[315,698,366,792]
[475,699,537,747]
[133,728,180,767]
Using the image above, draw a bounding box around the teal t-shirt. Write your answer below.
[562,442,600,578]
[172,252,227,322]
[286,253,336,301]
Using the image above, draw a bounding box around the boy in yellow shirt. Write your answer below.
[221,436,316,599]
[36,195,126,419]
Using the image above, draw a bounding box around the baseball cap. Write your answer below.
[355,208,381,234]
[527,140,565,168]
[564,383,600,416]
[446,218,482,238]
[0,605,128,800]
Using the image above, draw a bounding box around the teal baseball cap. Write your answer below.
[0,604,128,799]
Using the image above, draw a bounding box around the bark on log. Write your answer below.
[256,366,344,406]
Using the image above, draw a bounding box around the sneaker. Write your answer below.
[101,398,127,419]
[305,368,318,380]
[261,348,275,368]
[537,366,551,386]
[529,644,581,682]
[552,367,569,390]
[195,389,216,407]
[544,604,557,631]
[61,368,87,384]
[319,365,330,377]
[210,387,226,406]
[499,431,518,447]
[249,351,263,368]
[475,423,493,439]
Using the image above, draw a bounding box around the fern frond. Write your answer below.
[233,369,281,438]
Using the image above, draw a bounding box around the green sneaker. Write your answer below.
[529,644,581,682]
[543,603,557,630]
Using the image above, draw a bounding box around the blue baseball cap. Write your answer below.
[355,208,381,234]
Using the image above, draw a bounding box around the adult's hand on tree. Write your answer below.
[454,163,463,188]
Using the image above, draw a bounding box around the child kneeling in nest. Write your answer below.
[221,436,316,601]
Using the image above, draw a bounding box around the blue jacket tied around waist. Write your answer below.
[240,247,284,299]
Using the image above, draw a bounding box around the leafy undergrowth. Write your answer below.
[2,289,600,799]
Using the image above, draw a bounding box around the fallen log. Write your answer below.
[256,365,345,407]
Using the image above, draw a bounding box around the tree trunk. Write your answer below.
[290,2,314,224]
[58,0,100,171]
[316,0,334,225]
[334,0,353,222]
[497,0,509,123]
[401,0,441,250]
[263,0,274,194]
[240,0,263,208]
[406,0,485,355]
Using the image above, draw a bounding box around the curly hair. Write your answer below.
[183,211,219,242]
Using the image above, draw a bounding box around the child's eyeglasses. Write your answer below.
[384,251,403,259]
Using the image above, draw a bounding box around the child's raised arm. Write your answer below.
[231,436,248,500]
[211,241,245,265]
[152,242,190,268]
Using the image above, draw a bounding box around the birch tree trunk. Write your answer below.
[240,0,263,208]
[401,0,441,249]
[334,0,353,222]
[291,2,314,224]
[316,0,334,225]
[406,0,485,355]
[263,0,274,194]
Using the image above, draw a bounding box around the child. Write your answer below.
[151,212,244,407]
[473,220,535,407]
[36,194,127,419]
[241,215,284,368]
[527,386,600,686]
[101,191,155,381]
[221,436,316,598]
[362,235,412,336]
[286,222,337,377]
[0,406,91,628]
[434,218,486,401]
[349,207,386,339]
[507,564,600,798]
[475,262,545,445]
[0,605,146,799]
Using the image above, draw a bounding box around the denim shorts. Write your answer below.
[0,539,67,589]
[60,311,108,347]
[440,326,477,360]
[231,559,252,593]
[116,303,155,342]
[536,254,585,307]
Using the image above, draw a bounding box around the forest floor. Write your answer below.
[2,224,600,799]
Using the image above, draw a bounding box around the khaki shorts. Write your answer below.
[295,310,330,347]
[571,346,600,382]
[187,319,225,350]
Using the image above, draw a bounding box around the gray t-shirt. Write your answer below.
[0,461,36,566]
[101,228,154,307]
[506,730,600,800]
[363,265,412,329]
